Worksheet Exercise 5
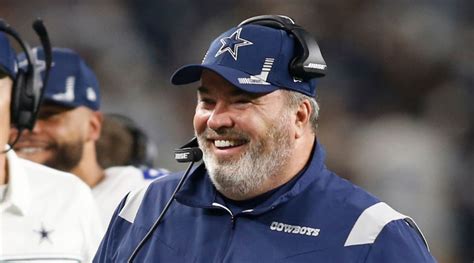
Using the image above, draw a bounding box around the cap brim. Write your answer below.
[42,98,79,109]
[171,64,280,94]
[0,65,14,79]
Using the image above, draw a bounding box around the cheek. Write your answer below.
[193,109,209,134]
[43,121,74,141]
[238,114,267,135]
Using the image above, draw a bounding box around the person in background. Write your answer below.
[0,31,103,262]
[10,47,167,225]
[96,113,168,179]
[94,15,436,262]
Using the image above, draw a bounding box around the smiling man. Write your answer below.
[94,15,436,262]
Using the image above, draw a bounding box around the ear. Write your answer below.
[294,99,311,139]
[88,111,103,142]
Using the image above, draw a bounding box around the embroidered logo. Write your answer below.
[270,221,320,237]
[52,76,75,102]
[86,87,97,101]
[238,58,274,85]
[33,223,54,244]
[215,28,253,60]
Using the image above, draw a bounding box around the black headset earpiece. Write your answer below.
[238,15,327,80]
[0,18,52,131]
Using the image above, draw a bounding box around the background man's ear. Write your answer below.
[88,111,103,141]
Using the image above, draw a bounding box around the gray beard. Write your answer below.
[197,114,293,199]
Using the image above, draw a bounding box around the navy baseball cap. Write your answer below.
[171,24,318,97]
[18,47,100,110]
[0,32,17,79]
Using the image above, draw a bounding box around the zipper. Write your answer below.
[211,202,237,263]
[212,202,234,224]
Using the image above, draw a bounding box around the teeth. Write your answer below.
[214,140,240,148]
[18,147,44,154]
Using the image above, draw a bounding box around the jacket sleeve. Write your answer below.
[364,219,437,262]
[93,195,129,263]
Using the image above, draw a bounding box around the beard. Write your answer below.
[197,113,294,199]
[44,139,83,172]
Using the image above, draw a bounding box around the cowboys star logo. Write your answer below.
[33,223,54,244]
[215,28,253,60]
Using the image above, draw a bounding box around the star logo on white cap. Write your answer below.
[215,28,253,60]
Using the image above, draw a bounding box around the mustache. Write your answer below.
[198,128,251,141]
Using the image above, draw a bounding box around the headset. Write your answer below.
[238,15,327,80]
[0,18,52,132]
[129,15,325,261]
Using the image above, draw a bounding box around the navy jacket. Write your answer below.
[94,143,436,262]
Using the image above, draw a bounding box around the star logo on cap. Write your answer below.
[215,28,253,60]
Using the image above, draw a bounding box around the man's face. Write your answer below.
[10,104,91,172]
[0,76,13,147]
[194,70,296,199]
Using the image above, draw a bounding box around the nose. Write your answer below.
[207,102,234,131]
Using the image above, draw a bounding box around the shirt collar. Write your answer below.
[0,146,31,216]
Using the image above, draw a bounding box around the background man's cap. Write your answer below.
[18,47,100,110]
[171,24,318,97]
[0,32,17,79]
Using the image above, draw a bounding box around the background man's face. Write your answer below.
[10,104,90,171]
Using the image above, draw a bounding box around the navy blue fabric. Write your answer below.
[94,142,436,262]
[0,32,16,78]
[17,47,100,110]
[171,24,318,97]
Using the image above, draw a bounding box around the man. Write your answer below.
[0,32,103,262]
[10,48,167,225]
[96,113,168,178]
[94,16,436,262]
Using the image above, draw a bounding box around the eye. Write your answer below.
[198,97,216,108]
[37,111,61,120]
[235,98,251,104]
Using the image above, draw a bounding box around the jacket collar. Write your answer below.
[176,140,326,214]
[0,147,31,216]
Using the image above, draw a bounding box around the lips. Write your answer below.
[204,137,249,161]
[214,139,246,149]
[13,140,52,155]
[16,146,46,154]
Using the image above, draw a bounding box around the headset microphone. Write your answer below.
[32,18,52,79]
[174,137,203,162]
[174,147,203,162]
[128,137,202,262]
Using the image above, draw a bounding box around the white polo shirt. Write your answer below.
[92,166,168,225]
[0,149,104,262]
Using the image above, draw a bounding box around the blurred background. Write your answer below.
[1,0,472,261]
